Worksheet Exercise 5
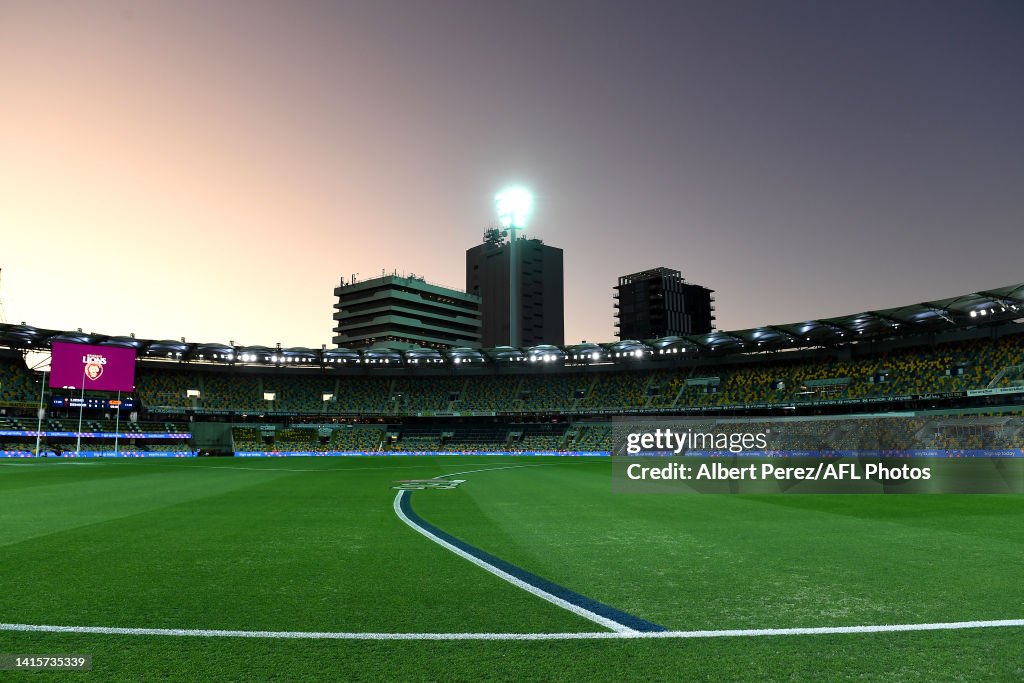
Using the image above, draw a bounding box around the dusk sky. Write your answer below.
[2,0,1021,348]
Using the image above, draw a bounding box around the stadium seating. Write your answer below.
[390,376,465,413]
[0,356,38,405]
[135,368,199,409]
[124,333,1024,417]
[2,332,1023,459]
[459,375,519,412]
[571,424,613,452]
[231,424,386,453]
[330,425,386,451]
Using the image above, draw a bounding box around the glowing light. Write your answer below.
[494,187,534,229]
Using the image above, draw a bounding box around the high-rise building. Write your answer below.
[466,230,564,347]
[614,268,714,340]
[332,274,481,350]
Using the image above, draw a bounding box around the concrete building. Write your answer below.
[332,274,481,350]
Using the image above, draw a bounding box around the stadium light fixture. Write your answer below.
[494,187,534,229]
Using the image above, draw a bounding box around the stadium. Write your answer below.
[1,283,1022,680]
[5,2,1024,679]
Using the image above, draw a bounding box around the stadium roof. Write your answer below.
[707,282,1024,352]
[1,283,1022,368]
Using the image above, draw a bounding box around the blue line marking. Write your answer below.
[400,491,666,632]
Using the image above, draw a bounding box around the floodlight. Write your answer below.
[495,187,534,229]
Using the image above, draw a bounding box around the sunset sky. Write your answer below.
[1,0,1021,348]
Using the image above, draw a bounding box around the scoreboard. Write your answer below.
[50,396,137,411]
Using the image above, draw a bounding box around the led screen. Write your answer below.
[49,341,136,392]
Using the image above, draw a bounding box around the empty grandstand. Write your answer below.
[0,284,1022,455]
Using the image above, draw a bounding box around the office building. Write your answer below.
[332,273,482,350]
[466,231,564,347]
[614,267,714,340]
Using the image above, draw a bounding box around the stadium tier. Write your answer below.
[3,329,1022,418]
[1,286,1022,455]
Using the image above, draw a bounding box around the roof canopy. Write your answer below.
[2,283,1021,368]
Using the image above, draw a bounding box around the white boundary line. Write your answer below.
[1,619,1022,640]
[393,489,634,633]
[4,459,1020,641]
[394,462,643,631]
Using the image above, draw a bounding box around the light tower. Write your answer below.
[494,187,534,348]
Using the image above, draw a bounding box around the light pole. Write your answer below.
[494,187,534,348]
[34,363,49,457]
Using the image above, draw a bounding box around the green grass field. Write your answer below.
[1,456,1022,681]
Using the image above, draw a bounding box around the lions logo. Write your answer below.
[84,361,104,381]
[82,353,107,382]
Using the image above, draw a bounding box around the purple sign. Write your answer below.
[49,342,136,392]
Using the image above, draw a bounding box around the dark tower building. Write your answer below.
[466,230,564,347]
[614,268,715,340]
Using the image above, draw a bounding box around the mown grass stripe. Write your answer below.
[396,489,667,633]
